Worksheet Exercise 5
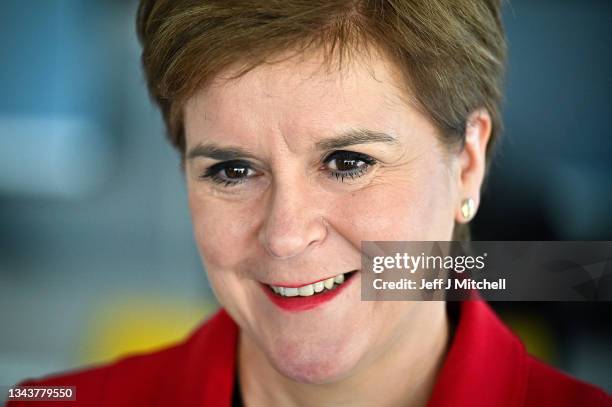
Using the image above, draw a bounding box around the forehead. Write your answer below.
[183,49,422,148]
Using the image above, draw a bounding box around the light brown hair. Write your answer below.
[136,0,507,239]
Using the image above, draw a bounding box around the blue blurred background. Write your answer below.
[0,0,611,393]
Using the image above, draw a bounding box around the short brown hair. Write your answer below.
[136,0,507,239]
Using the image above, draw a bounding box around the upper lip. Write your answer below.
[264,270,357,288]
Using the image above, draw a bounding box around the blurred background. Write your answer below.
[0,0,610,394]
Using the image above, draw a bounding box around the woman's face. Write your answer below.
[183,51,466,383]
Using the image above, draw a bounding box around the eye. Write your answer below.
[323,150,377,182]
[200,160,258,187]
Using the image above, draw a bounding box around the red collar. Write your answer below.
[173,300,528,406]
[427,300,528,407]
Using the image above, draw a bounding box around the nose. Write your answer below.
[259,182,328,259]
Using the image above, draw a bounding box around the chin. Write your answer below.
[267,333,366,384]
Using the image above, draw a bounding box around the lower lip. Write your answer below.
[262,273,357,312]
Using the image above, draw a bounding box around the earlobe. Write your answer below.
[454,109,492,224]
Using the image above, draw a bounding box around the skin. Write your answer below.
[183,48,491,407]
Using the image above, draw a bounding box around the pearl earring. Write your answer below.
[460,198,476,221]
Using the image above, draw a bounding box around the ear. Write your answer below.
[455,109,492,224]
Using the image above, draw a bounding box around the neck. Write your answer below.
[238,302,450,407]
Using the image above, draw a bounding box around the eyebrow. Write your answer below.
[314,129,399,150]
[186,128,398,161]
[186,144,259,161]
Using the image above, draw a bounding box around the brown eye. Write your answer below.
[201,160,257,186]
[329,157,367,171]
[223,166,248,179]
[324,150,377,182]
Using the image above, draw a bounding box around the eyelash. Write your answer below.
[324,150,377,182]
[200,159,253,187]
[200,150,377,187]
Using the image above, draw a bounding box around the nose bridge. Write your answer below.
[260,175,328,259]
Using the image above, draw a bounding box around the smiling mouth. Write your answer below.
[267,271,358,298]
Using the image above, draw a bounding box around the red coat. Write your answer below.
[6,300,611,406]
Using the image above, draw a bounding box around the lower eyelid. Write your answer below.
[328,165,371,181]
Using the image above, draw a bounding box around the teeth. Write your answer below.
[313,281,324,293]
[270,272,351,297]
[284,287,299,297]
[298,285,314,296]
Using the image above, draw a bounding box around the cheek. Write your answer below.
[188,190,255,269]
[339,168,455,241]
[188,190,259,319]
